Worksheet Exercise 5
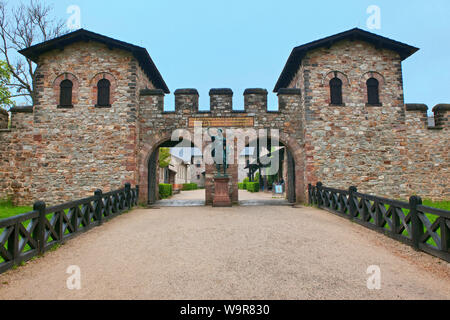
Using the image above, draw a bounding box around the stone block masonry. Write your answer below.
[288,39,449,201]
[1,41,155,205]
[405,104,449,200]
[0,29,448,206]
[0,107,34,204]
[137,87,304,205]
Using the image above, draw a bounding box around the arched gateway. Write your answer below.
[138,88,306,205]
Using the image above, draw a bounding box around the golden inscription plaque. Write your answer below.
[188,117,254,128]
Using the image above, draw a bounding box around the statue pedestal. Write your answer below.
[213,176,232,207]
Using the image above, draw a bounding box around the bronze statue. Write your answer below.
[207,128,228,176]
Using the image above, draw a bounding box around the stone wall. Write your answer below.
[405,104,449,200]
[0,107,34,205]
[0,42,155,205]
[294,39,409,199]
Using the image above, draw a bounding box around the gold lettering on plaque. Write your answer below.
[188,117,254,127]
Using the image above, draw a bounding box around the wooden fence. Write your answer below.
[0,183,139,274]
[308,183,450,262]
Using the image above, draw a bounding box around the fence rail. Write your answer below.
[0,183,139,274]
[308,182,450,263]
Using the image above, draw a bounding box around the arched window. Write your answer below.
[59,79,73,107]
[367,77,380,105]
[97,79,111,107]
[330,77,343,105]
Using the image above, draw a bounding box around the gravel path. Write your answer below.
[0,205,449,300]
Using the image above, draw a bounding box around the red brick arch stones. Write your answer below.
[322,70,385,105]
[53,72,117,107]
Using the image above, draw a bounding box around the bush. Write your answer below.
[159,184,173,199]
[246,182,260,193]
[267,174,277,186]
[238,183,245,190]
[182,183,198,191]
[243,178,249,190]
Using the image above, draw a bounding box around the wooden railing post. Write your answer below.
[94,189,103,225]
[441,217,450,253]
[316,182,323,208]
[374,199,384,228]
[33,201,46,255]
[125,183,131,209]
[410,196,423,250]
[348,186,357,218]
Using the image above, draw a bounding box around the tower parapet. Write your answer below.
[210,88,233,114]
[244,88,267,113]
[9,106,33,129]
[140,89,165,113]
[174,89,199,113]
[277,88,302,112]
[433,104,450,129]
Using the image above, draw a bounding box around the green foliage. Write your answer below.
[422,200,450,211]
[159,184,173,199]
[243,177,249,189]
[0,199,32,220]
[159,148,171,168]
[0,61,14,111]
[238,183,245,190]
[254,172,260,182]
[246,182,260,193]
[182,183,198,191]
[267,174,278,186]
[49,244,62,252]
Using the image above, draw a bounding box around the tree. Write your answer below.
[159,148,171,168]
[0,0,67,105]
[0,60,13,110]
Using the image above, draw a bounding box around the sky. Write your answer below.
[37,0,450,112]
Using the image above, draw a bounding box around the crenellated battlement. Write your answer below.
[209,88,233,114]
[432,104,450,129]
[9,106,33,130]
[0,106,34,132]
[139,87,302,115]
[174,89,199,113]
[405,103,450,130]
[0,108,8,129]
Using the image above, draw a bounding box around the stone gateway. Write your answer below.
[0,28,448,206]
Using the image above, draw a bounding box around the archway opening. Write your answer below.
[238,137,297,205]
[147,138,206,206]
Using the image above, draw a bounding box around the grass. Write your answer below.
[422,200,450,211]
[0,200,33,221]
[375,200,448,248]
